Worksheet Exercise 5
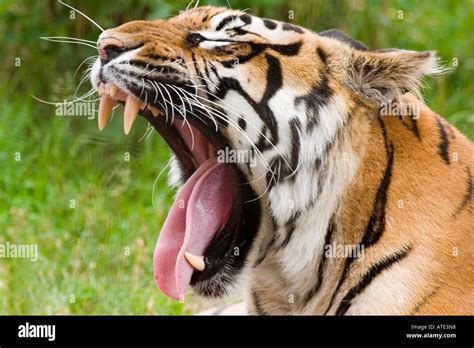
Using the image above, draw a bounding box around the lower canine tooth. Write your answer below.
[148,105,160,117]
[109,84,118,97]
[123,95,141,135]
[184,252,205,271]
[98,83,104,96]
[98,94,117,131]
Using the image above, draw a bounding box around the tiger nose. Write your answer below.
[97,37,125,63]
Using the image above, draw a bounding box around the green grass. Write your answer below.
[0,99,187,314]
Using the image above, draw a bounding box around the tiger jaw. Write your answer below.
[93,68,262,300]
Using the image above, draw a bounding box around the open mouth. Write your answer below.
[97,82,261,300]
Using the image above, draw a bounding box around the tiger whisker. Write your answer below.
[32,89,97,106]
[180,88,290,175]
[57,0,104,32]
[41,36,96,44]
[152,157,174,207]
[177,88,276,182]
[39,37,97,49]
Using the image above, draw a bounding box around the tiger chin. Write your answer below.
[90,6,473,315]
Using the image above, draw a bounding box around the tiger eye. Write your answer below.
[187,33,205,46]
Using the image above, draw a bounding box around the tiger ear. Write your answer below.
[347,49,441,104]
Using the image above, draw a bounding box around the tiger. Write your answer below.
[90,6,474,315]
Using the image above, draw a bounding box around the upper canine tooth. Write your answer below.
[109,84,118,97]
[123,94,141,135]
[140,102,146,110]
[98,94,117,131]
[148,105,160,117]
[184,252,205,271]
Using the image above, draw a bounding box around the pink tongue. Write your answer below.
[153,157,233,300]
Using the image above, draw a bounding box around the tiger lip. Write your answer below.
[97,82,160,135]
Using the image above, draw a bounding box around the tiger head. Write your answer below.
[90,6,439,301]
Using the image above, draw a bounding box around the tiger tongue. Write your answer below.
[153,157,233,301]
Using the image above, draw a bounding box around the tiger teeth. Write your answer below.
[98,94,117,131]
[109,84,118,97]
[148,105,160,117]
[123,94,141,135]
[184,252,205,271]
[98,83,105,97]
[96,83,161,132]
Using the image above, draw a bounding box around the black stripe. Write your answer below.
[128,60,181,75]
[216,15,238,31]
[263,19,277,30]
[256,125,271,153]
[319,29,368,51]
[254,218,278,267]
[378,116,390,156]
[322,248,356,315]
[191,52,210,93]
[279,211,301,248]
[221,41,301,68]
[397,115,420,139]
[262,54,283,105]
[144,53,186,69]
[240,14,252,24]
[436,118,450,164]
[295,73,332,131]
[229,26,264,39]
[288,118,301,178]
[251,289,267,315]
[254,236,275,267]
[217,54,281,152]
[265,156,281,191]
[315,158,326,196]
[453,167,472,217]
[190,52,202,79]
[282,23,304,33]
[202,57,211,82]
[316,47,328,64]
[221,44,266,68]
[253,234,276,267]
[238,116,247,131]
[145,53,173,62]
[256,54,281,149]
[324,118,394,314]
[265,117,301,191]
[269,42,302,56]
[300,216,336,306]
[411,287,439,314]
[335,246,411,315]
[209,63,220,80]
[360,121,394,246]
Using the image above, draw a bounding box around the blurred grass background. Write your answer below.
[0,0,473,315]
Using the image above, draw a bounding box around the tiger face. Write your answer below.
[90,6,441,304]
